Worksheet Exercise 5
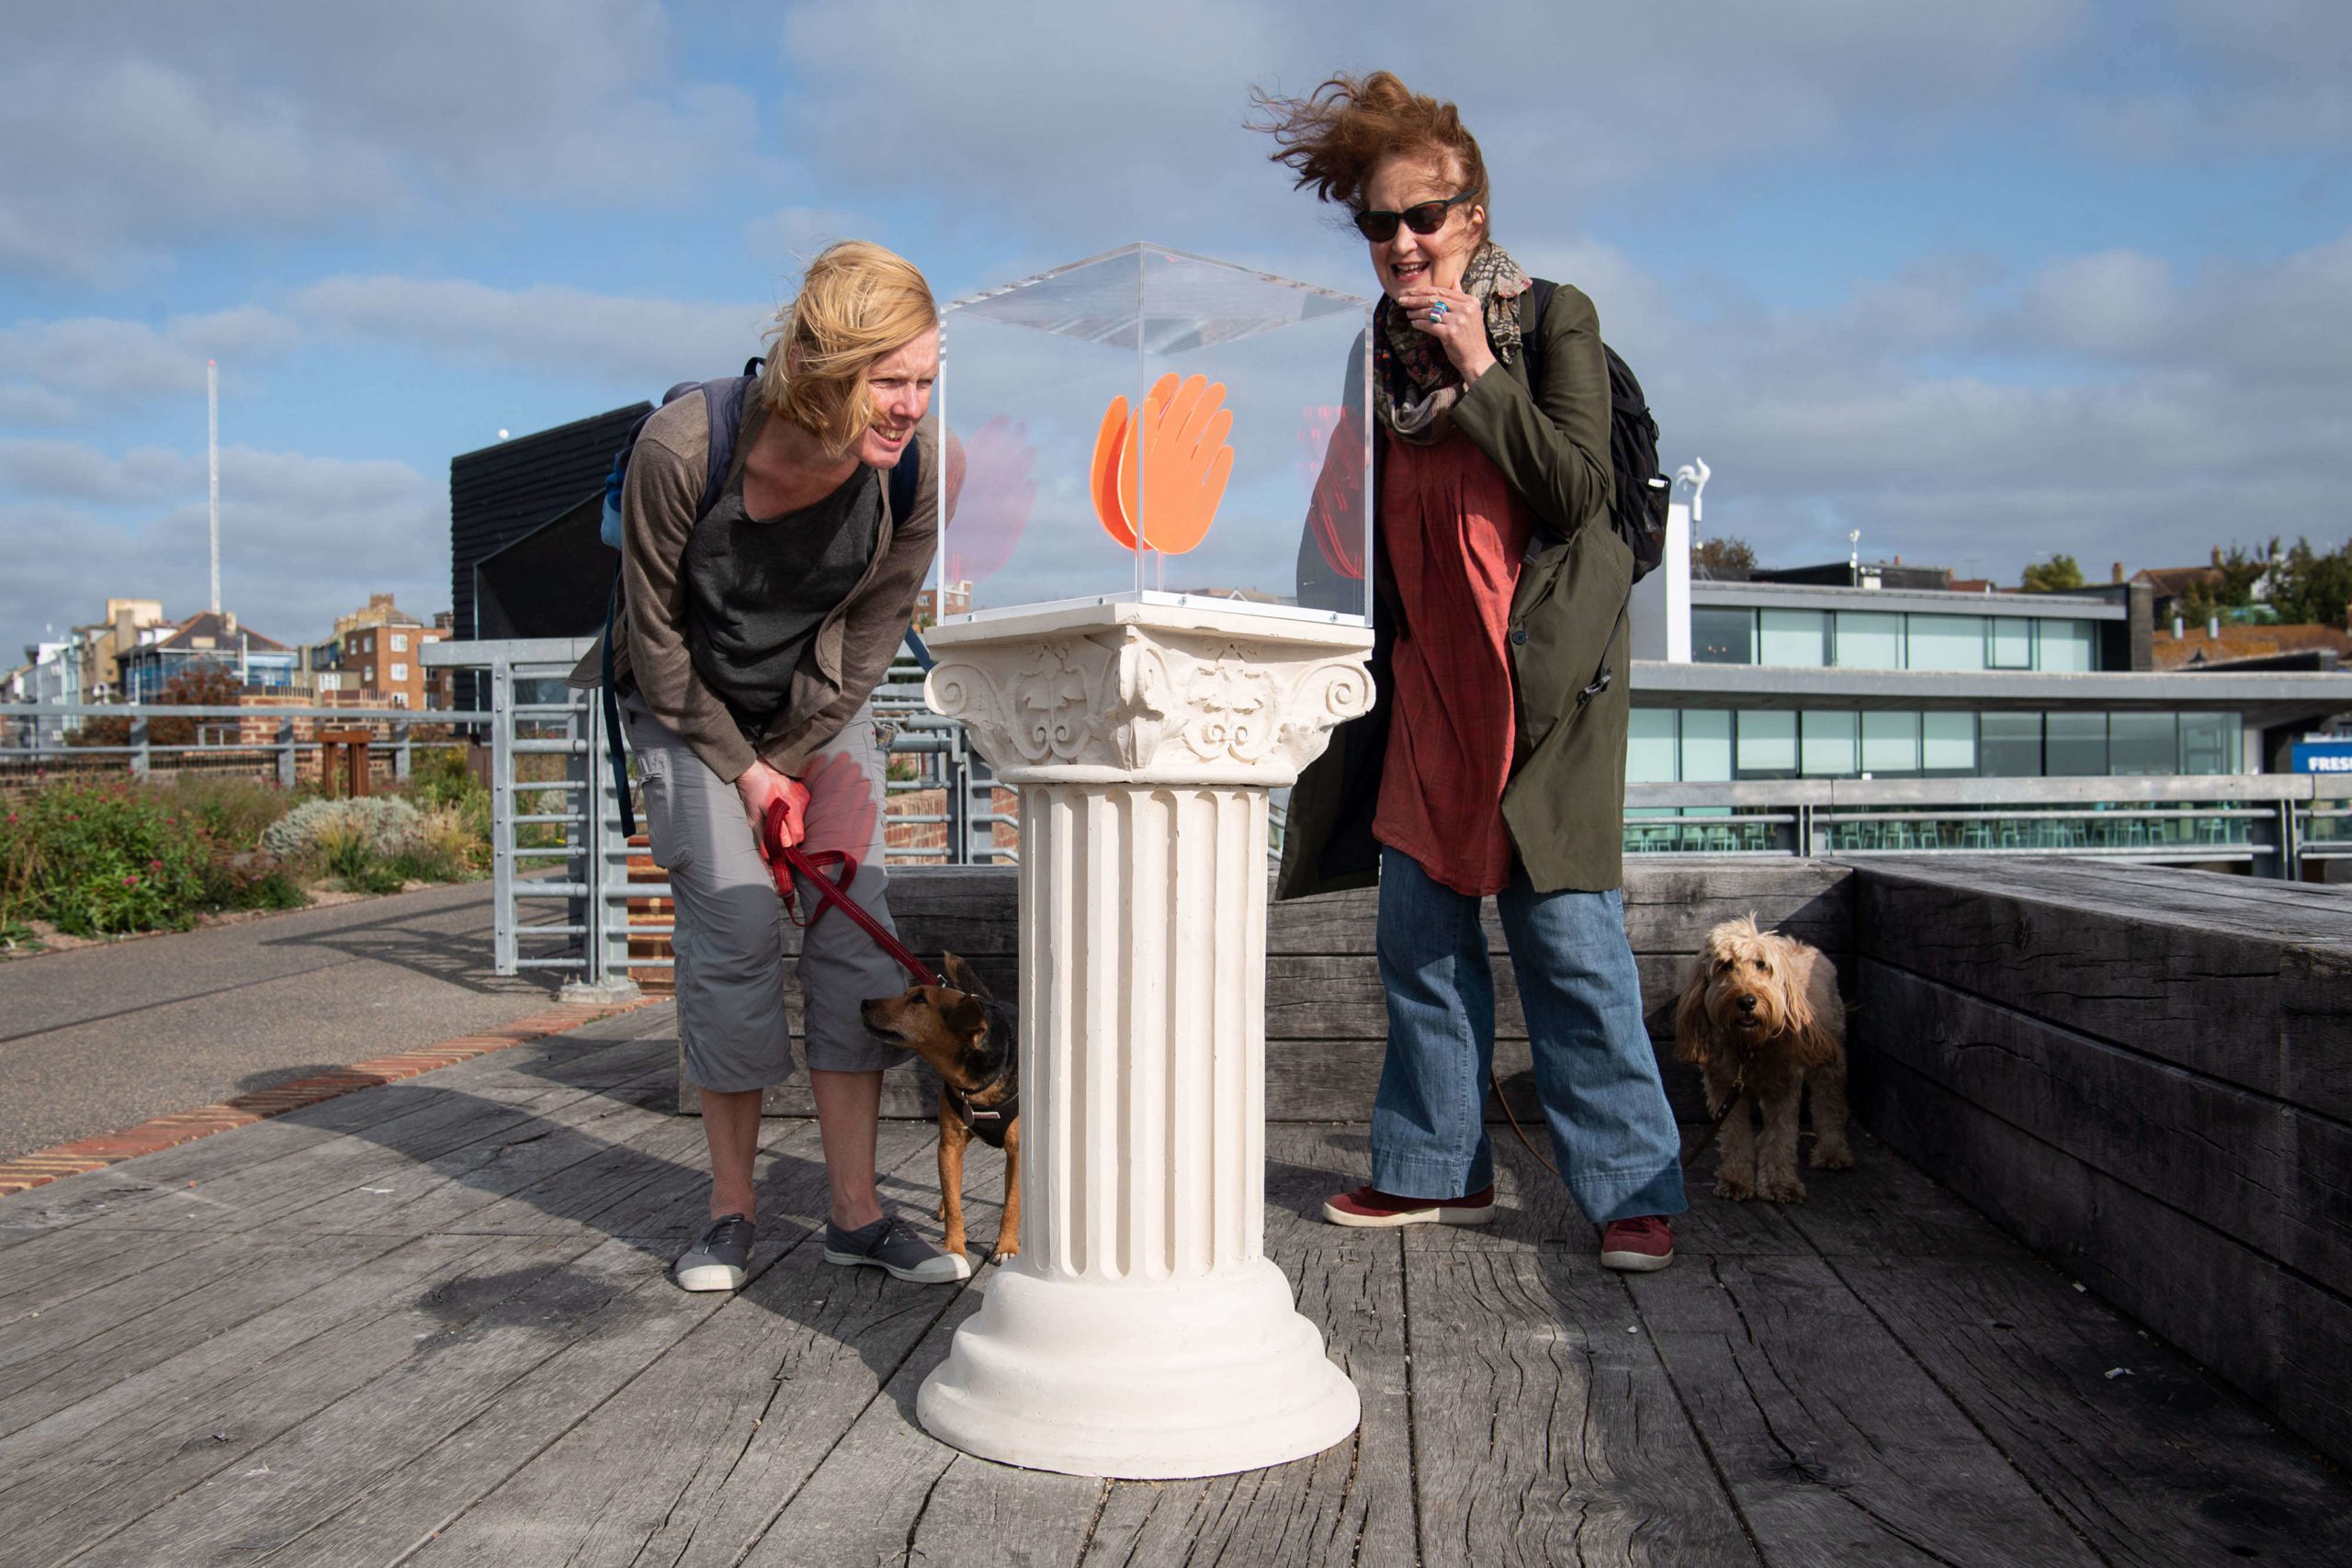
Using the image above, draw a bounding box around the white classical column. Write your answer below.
[917,599,1374,1479]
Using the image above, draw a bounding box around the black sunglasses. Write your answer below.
[1351,187,1481,243]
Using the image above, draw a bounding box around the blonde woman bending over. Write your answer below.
[573,241,965,1292]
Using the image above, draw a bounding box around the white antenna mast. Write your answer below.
[208,359,220,615]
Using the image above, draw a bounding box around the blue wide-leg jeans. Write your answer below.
[1368,847,1687,1224]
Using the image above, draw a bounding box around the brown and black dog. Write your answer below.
[859,953,1020,1262]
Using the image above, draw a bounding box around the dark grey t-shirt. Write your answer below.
[682,463,883,739]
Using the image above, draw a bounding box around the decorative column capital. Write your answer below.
[924,602,1374,787]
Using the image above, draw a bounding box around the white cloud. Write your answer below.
[0,1,759,278]
[1,443,447,659]
[290,276,775,385]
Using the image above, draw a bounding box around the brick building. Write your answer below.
[332,594,447,710]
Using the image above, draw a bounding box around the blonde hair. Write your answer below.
[759,240,938,456]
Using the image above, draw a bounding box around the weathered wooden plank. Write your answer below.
[1073,1128,1413,1568]
[0,1233,600,1564]
[1857,1053,2352,1470]
[1860,960,2352,1299]
[44,1034,677,1236]
[1785,1151,2352,1568]
[738,1269,1098,1568]
[402,1130,983,1568]
[1404,1241,1758,1567]
[74,1235,679,1568]
[0,1231,414,1438]
[1855,863,2352,1118]
[215,1122,887,1568]
[1634,1252,2101,1567]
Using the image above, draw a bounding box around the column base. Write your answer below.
[918,1258,1361,1479]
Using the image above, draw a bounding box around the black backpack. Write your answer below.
[1520,278,1669,581]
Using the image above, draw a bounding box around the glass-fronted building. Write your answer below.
[1626,578,2309,784]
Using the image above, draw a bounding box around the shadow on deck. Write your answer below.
[1,858,2347,1565]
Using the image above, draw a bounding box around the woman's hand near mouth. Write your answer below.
[1396,281,1494,384]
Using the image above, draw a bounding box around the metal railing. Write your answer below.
[0,700,481,786]
[1616,773,2352,878]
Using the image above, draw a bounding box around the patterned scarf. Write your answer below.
[1374,242,1532,445]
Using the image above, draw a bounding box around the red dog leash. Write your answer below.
[762,799,941,988]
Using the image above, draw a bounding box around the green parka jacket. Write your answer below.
[1275,281,1633,900]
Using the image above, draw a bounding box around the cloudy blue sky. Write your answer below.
[2,0,2346,660]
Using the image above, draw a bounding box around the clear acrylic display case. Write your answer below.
[931,243,1373,627]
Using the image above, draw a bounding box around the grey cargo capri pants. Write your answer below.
[624,696,914,1090]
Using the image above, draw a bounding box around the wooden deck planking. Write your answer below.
[6,997,2352,1565]
[1787,1147,2352,1567]
[228,1126,943,1568]
[1635,1252,2104,1567]
[1077,1128,1415,1568]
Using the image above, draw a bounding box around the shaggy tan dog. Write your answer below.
[1673,916,1853,1202]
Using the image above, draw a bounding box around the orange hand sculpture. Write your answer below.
[1089,373,1235,556]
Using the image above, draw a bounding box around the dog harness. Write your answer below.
[948,1075,1017,1151]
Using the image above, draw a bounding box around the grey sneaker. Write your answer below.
[673,1213,753,1292]
[822,1214,971,1283]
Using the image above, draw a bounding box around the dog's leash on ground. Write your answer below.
[761,800,940,987]
[1486,1063,1744,1178]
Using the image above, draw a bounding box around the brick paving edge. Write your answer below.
[0,998,663,1197]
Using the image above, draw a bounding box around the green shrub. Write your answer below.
[402,745,484,811]
[172,774,289,852]
[5,783,209,936]
[312,819,407,895]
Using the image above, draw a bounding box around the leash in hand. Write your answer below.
[761,799,939,988]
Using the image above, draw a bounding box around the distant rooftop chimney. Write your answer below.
[2110,561,2124,583]
[370,592,395,610]
[2211,546,2223,568]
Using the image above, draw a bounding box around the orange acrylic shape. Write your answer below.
[1087,373,1235,556]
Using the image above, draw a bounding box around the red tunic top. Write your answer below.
[1373,428,1533,897]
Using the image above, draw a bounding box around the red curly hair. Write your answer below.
[1249,72,1491,240]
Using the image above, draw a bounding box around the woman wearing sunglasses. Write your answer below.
[1259,73,1686,1272]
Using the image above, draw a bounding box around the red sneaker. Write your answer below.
[1599,1215,1675,1272]
[1322,1184,1496,1228]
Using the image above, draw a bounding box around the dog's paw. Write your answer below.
[1713,1174,1755,1201]
[1759,1177,1809,1203]
[1809,1141,1855,1170]
[993,1236,1020,1259]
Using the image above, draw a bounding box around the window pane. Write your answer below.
[1627,708,1678,783]
[1908,615,1986,671]
[1980,711,2042,776]
[1989,618,2031,669]
[2045,710,2107,775]
[2041,620,2097,671]
[1801,710,1859,776]
[2110,712,2176,775]
[1681,709,1734,782]
[1736,710,1797,777]
[1861,710,1921,775]
[1691,608,1755,664]
[2180,711,2235,774]
[1922,712,1976,773]
[1758,609,1827,667]
[1834,612,1903,669]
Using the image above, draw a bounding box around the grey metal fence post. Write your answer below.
[490,659,517,976]
[277,720,298,791]
[129,716,149,782]
[946,730,973,866]
[563,680,639,1003]
[393,721,412,781]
